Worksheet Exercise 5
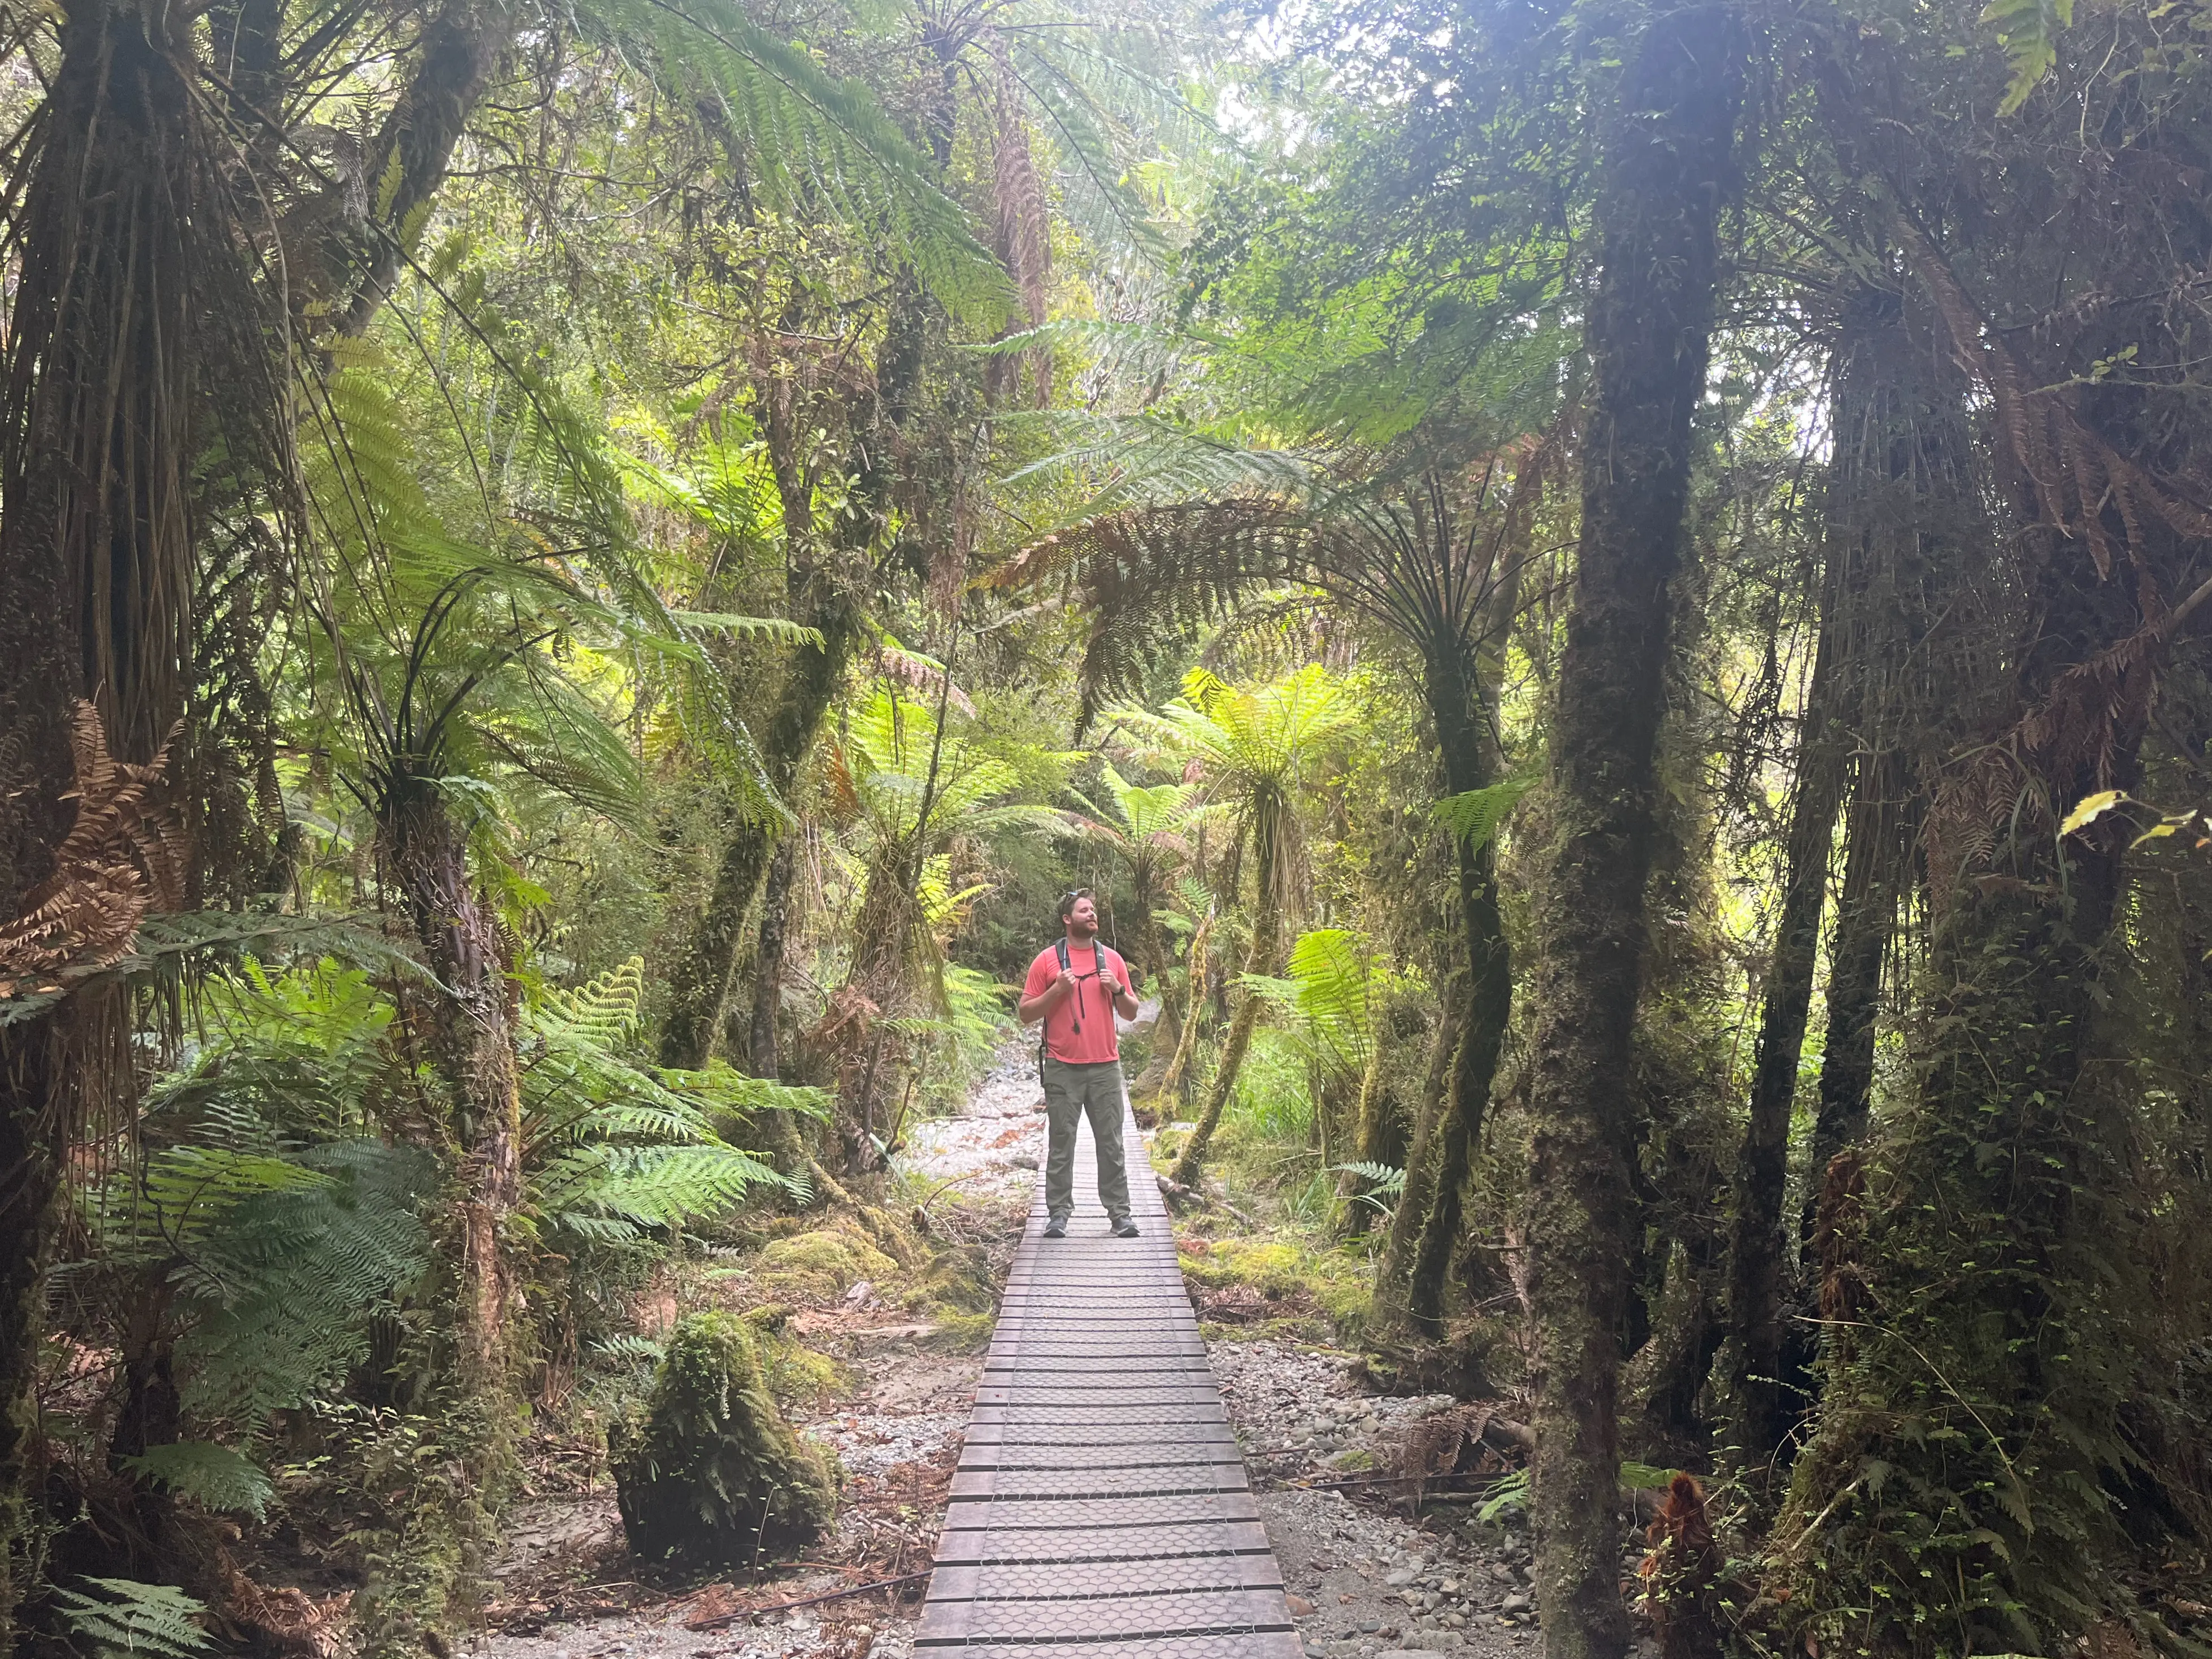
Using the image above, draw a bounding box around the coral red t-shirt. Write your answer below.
[1024,939,1129,1065]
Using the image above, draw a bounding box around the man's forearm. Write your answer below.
[1018,983,1068,1024]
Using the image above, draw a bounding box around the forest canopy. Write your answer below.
[3,0,2212,1653]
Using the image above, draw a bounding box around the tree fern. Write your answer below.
[520,958,818,1243]
[569,0,1006,320]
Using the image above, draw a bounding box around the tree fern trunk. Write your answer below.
[1376,641,1508,1331]
[0,0,268,1627]
[1152,910,1213,1104]
[1169,906,1281,1187]
[384,781,526,1386]
[1335,1033,1392,1237]
[1521,11,1742,1658]
[1407,844,1509,1333]
[1722,602,1846,1487]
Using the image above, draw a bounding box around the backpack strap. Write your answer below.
[1040,937,1076,1075]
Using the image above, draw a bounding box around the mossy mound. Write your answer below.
[611,1310,837,1568]
[753,1225,897,1302]
[911,1243,996,1314]
[1179,1235,1371,1340]
[922,1310,996,1353]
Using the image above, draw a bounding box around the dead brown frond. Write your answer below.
[871,640,975,716]
[988,53,1051,409]
[215,1552,352,1659]
[1901,225,2212,581]
[0,703,184,997]
[1390,1400,1514,1505]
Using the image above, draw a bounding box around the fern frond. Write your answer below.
[52,1580,212,1659]
[116,1441,274,1519]
[571,0,1007,319]
[1433,772,1539,852]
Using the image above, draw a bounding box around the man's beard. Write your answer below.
[1068,918,1098,940]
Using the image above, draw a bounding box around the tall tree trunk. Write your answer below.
[746,835,799,1078]
[1375,983,1464,1323]
[659,280,928,1071]
[1722,612,1846,1485]
[1801,750,1899,1240]
[332,0,507,335]
[1793,274,1962,1251]
[1169,903,1283,1187]
[1520,11,1741,1658]
[1406,849,1507,1332]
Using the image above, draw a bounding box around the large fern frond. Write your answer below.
[570,0,1006,319]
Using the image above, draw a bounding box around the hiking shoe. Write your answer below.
[1042,1217,1068,1239]
[1111,1217,1140,1238]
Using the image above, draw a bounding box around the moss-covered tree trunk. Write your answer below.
[1520,10,1741,1657]
[659,284,928,1072]
[659,600,863,1070]
[1801,757,1898,1219]
[746,835,799,1078]
[1168,901,1281,1187]
[1380,646,1509,1335]
[329,0,506,336]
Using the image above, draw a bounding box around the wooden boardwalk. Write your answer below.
[917,1099,1302,1659]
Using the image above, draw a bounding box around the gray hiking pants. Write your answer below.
[1041,1058,1132,1223]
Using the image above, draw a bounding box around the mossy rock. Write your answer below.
[1178,1239,1307,1298]
[611,1310,837,1569]
[853,1204,929,1270]
[753,1226,897,1302]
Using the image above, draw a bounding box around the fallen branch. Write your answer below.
[687,1571,932,1628]
[1155,1172,1261,1229]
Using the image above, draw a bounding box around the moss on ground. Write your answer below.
[752,1225,898,1302]
[1180,1234,1372,1341]
[922,1310,996,1353]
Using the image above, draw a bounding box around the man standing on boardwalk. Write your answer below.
[1017,890,1142,1239]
